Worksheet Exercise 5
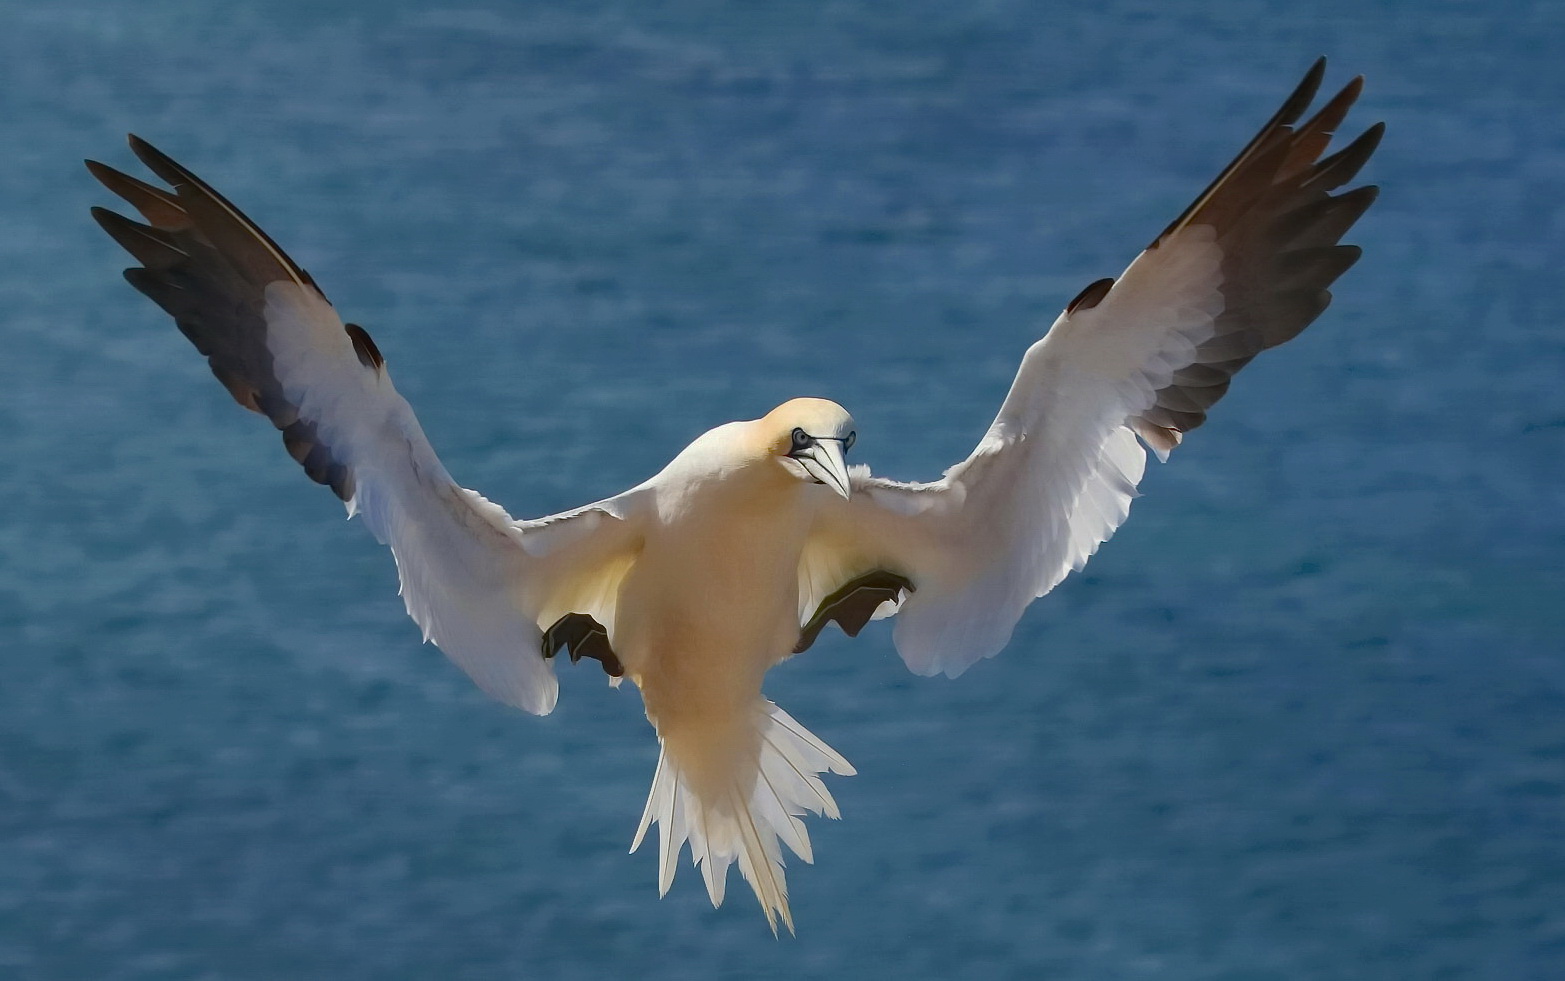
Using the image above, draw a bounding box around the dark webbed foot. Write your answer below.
[795,570,915,654]
[542,613,624,677]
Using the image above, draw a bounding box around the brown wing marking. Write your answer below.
[1121,59,1383,457]
[542,612,624,678]
[1065,277,1115,314]
[794,570,915,655]
[88,139,390,502]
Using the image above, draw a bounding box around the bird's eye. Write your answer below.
[791,428,810,450]
[844,431,856,451]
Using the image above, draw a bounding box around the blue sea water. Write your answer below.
[1,0,1562,977]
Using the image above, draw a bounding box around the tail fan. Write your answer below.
[630,700,855,934]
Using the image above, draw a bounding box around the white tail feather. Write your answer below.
[630,700,854,933]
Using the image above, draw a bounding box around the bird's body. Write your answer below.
[591,403,862,931]
[88,60,1382,931]
[625,419,812,678]
[624,442,806,735]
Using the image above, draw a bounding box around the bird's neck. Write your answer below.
[655,452,812,531]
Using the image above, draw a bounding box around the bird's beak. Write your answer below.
[792,438,852,500]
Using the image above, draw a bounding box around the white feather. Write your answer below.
[801,226,1227,678]
[630,701,850,934]
[260,284,643,715]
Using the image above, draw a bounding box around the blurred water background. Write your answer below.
[1,1,1562,978]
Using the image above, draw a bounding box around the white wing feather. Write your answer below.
[256,285,645,714]
[802,229,1221,677]
[802,62,1381,677]
[91,142,644,716]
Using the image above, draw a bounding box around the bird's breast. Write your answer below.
[612,474,817,710]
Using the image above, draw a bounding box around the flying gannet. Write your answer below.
[88,59,1381,932]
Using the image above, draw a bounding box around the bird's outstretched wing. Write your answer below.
[89,138,644,715]
[799,59,1383,677]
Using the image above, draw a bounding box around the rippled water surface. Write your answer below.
[2,1,1563,978]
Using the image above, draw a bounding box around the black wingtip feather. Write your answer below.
[1307,123,1386,192]
[1285,58,1329,123]
[92,207,187,270]
[93,136,358,496]
[1273,244,1362,291]
[123,135,322,293]
[126,135,194,191]
[1150,58,1331,247]
[89,158,188,227]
